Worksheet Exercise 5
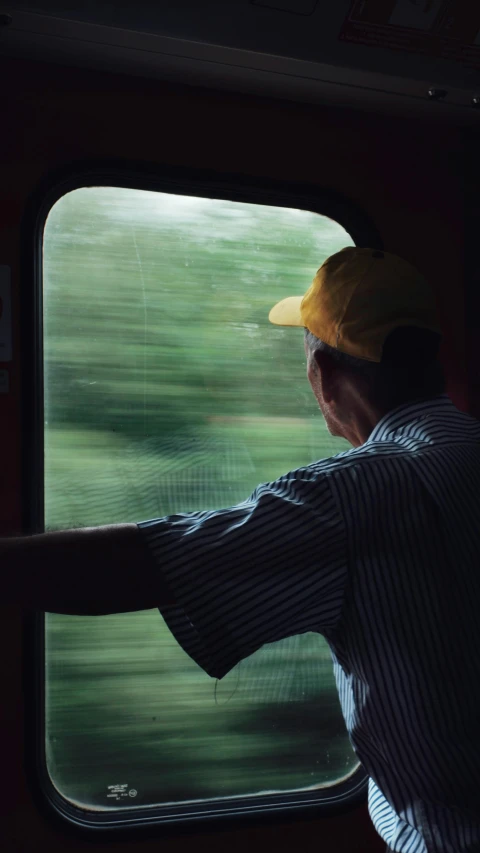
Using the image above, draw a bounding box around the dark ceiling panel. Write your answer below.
[251,0,319,15]
[8,0,479,89]
[4,0,480,124]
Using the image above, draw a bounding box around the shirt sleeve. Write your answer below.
[137,469,347,679]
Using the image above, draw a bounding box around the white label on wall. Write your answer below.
[0,266,12,362]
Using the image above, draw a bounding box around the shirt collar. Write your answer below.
[366,394,455,444]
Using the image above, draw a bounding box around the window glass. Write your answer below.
[43,187,358,811]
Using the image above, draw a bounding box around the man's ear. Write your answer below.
[312,349,337,404]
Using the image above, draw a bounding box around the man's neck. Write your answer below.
[338,396,384,447]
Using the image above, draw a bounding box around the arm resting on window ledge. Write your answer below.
[2,524,175,615]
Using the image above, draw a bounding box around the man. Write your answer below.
[5,247,480,851]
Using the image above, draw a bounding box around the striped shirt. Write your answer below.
[138,394,480,852]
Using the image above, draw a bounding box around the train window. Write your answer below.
[41,184,363,827]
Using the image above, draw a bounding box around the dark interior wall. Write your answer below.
[0,54,469,853]
[463,130,480,422]
[0,57,469,535]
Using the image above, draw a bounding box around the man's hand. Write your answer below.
[2,524,175,615]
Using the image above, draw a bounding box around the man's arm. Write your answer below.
[2,524,175,615]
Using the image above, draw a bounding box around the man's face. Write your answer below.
[304,340,343,437]
[303,338,383,448]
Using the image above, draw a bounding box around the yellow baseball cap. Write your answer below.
[268,247,441,363]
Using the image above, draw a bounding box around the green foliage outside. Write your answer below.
[43,187,358,810]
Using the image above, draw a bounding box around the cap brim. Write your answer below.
[268,296,304,327]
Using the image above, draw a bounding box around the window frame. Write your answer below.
[22,160,383,838]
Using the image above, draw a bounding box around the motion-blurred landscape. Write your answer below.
[43,187,357,810]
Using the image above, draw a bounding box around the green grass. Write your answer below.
[45,420,355,809]
[45,419,349,527]
[46,612,357,808]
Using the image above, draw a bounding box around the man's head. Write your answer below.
[269,247,444,446]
